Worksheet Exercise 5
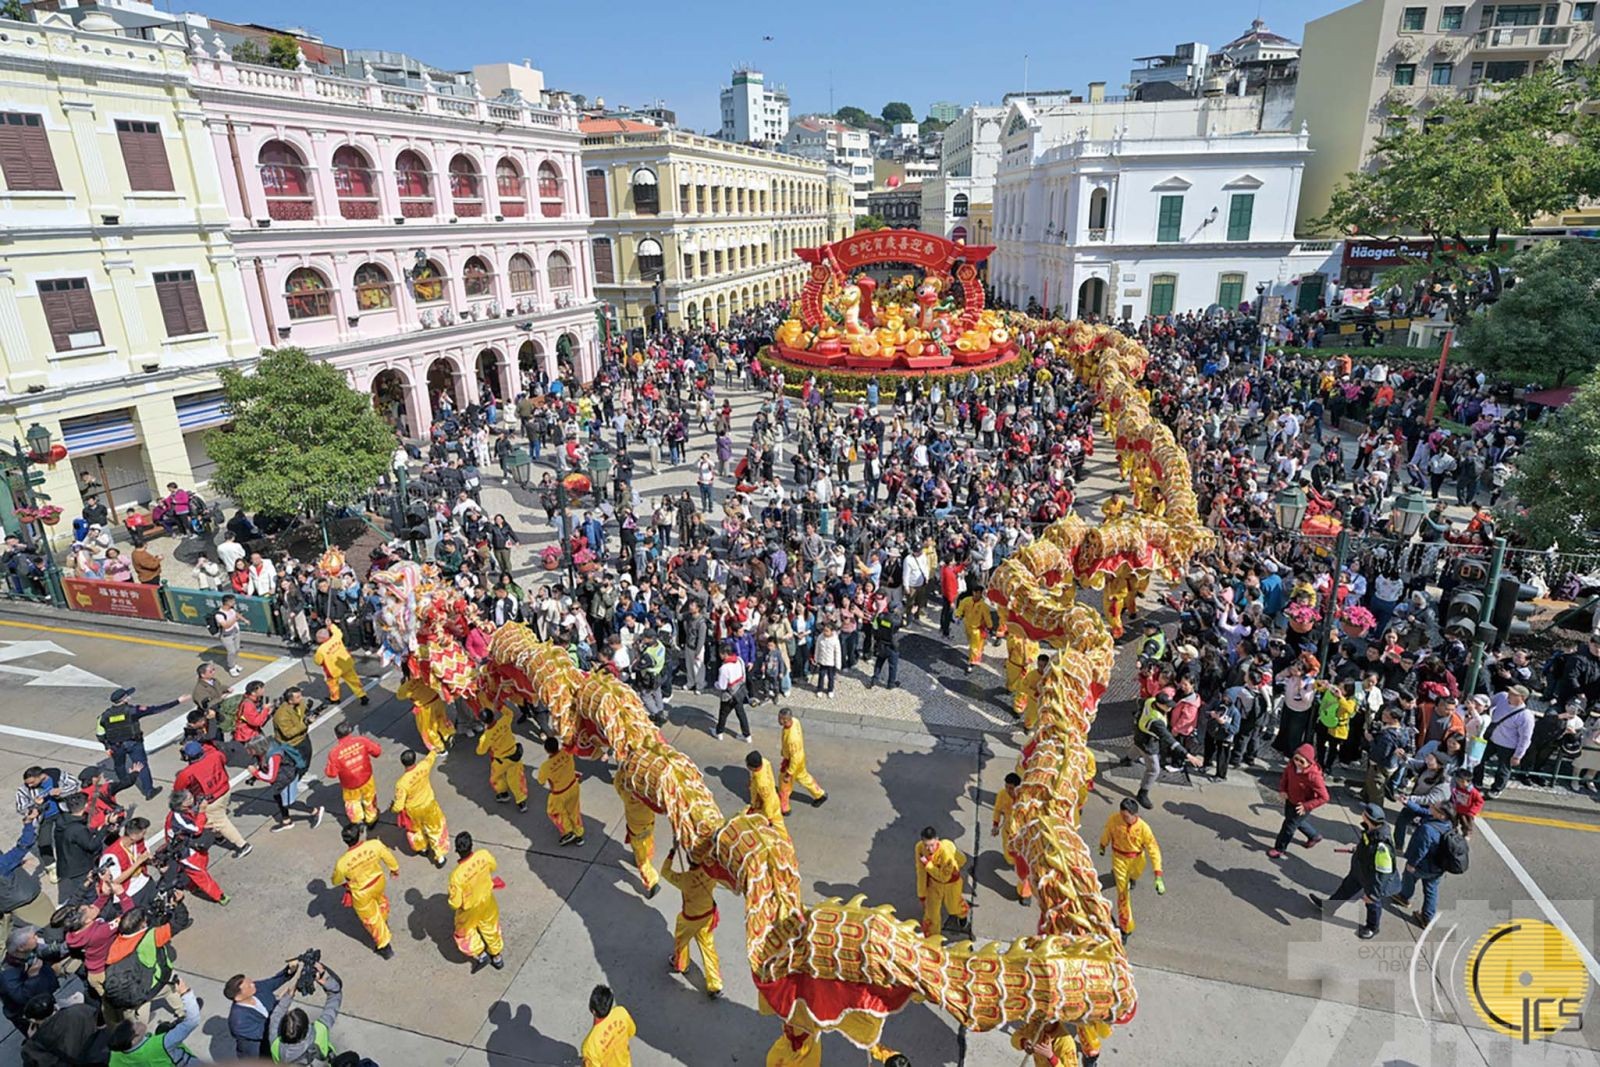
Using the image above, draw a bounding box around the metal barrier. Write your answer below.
[54,575,280,635]
[162,584,279,634]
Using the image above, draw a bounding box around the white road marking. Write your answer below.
[1476,820,1600,984]
[0,639,115,688]
[0,724,103,751]
[145,656,300,753]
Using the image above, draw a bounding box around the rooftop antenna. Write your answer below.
[829,66,834,114]
[1023,53,1030,96]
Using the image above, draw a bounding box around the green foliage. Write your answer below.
[1314,69,1600,323]
[0,0,30,23]
[1502,374,1600,548]
[229,39,268,66]
[855,214,888,231]
[1457,240,1600,387]
[206,348,394,517]
[919,116,950,135]
[230,34,300,69]
[881,101,914,124]
[834,106,874,129]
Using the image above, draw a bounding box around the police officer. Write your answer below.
[97,687,190,801]
[634,634,668,725]
[867,601,902,690]
[1308,801,1399,940]
[1127,691,1199,810]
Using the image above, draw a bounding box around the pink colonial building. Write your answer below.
[187,43,600,436]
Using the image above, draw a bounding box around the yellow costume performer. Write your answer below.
[1100,802,1164,936]
[663,850,722,996]
[955,592,991,669]
[581,1001,636,1067]
[991,774,1031,901]
[536,737,584,844]
[614,778,659,895]
[1005,630,1040,703]
[745,754,787,838]
[448,844,504,964]
[331,831,399,953]
[777,714,826,814]
[766,1026,822,1067]
[1015,655,1049,730]
[477,710,528,807]
[391,750,448,865]
[313,623,367,703]
[397,676,455,753]
[916,834,969,937]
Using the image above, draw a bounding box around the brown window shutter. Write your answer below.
[154,274,186,336]
[116,120,174,193]
[38,287,74,352]
[67,283,102,340]
[586,169,609,217]
[0,112,62,192]
[177,277,206,334]
[593,240,614,284]
[38,278,100,352]
[154,271,207,336]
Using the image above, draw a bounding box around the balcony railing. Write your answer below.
[1474,25,1573,50]
[497,175,528,217]
[260,163,315,220]
[1088,228,1107,242]
[338,198,380,220]
[453,198,485,218]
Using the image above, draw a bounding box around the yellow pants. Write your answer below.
[964,625,985,665]
[342,779,379,825]
[402,802,447,861]
[547,785,583,839]
[628,830,658,891]
[490,758,527,804]
[350,885,391,950]
[1111,852,1147,933]
[766,1029,822,1067]
[672,911,722,993]
[778,763,824,814]
[921,878,968,937]
[454,897,504,959]
[325,663,366,702]
[416,707,455,752]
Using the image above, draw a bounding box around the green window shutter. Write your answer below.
[1150,276,1176,316]
[1218,275,1244,309]
[1227,194,1254,241]
[1156,195,1183,242]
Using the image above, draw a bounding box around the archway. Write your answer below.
[1077,278,1106,319]
[715,293,727,327]
[518,339,548,390]
[370,368,415,437]
[476,347,507,401]
[701,298,713,327]
[556,332,580,383]
[426,357,462,415]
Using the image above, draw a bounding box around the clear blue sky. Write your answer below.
[178,0,1350,131]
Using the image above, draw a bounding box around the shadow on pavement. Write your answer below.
[402,885,458,957]
[483,1000,581,1067]
[1191,859,1305,927]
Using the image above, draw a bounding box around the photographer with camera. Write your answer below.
[161,791,226,906]
[0,924,72,1031]
[52,794,107,895]
[100,904,183,1027]
[78,767,138,842]
[16,766,78,879]
[224,959,298,1058]
[269,955,343,1063]
[106,974,200,1065]
[0,805,54,941]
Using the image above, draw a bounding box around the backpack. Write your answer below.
[205,609,222,635]
[269,740,309,777]
[215,694,247,735]
[1434,826,1470,875]
[102,931,170,1010]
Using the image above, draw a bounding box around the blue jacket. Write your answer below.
[1405,815,1451,877]
[228,968,292,1058]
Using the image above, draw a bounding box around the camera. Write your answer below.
[292,947,322,995]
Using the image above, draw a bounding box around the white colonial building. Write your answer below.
[990,94,1336,320]
[920,105,1004,243]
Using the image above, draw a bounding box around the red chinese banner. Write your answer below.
[798,230,994,274]
[63,577,166,621]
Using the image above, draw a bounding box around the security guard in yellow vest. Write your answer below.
[1307,802,1399,940]
[1127,692,1200,810]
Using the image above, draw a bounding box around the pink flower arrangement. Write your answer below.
[1339,605,1377,633]
[1286,602,1321,628]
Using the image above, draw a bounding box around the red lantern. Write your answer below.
[48,444,67,462]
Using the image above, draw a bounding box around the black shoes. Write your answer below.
[1136,790,1153,810]
[377,944,395,960]
[812,794,828,808]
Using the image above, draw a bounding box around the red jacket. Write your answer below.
[1277,743,1330,812]
[173,746,231,804]
[939,563,961,603]
[324,735,382,789]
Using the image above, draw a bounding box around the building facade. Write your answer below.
[921,105,1005,243]
[0,10,257,521]
[927,101,962,123]
[991,95,1336,320]
[866,186,923,229]
[783,118,873,215]
[187,43,600,438]
[581,124,830,332]
[1295,0,1600,233]
[719,68,789,146]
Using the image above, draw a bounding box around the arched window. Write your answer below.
[352,262,393,311]
[547,250,573,290]
[507,253,536,293]
[1088,187,1109,233]
[449,154,483,217]
[395,149,433,217]
[952,192,969,218]
[538,162,563,218]
[462,255,494,298]
[496,158,526,217]
[259,140,312,221]
[410,258,447,304]
[331,146,376,220]
[631,167,659,215]
[636,238,663,281]
[284,267,331,319]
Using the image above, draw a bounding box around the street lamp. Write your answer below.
[1273,485,1308,533]
[505,446,533,489]
[1389,490,1428,539]
[1254,282,1270,367]
[24,423,51,460]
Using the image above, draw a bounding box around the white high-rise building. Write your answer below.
[719,68,789,146]
[921,105,1005,242]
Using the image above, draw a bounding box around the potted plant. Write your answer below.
[1338,605,1376,638]
[1286,600,1321,635]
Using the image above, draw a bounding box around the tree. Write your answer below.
[1315,69,1600,324]
[1,1,31,22]
[230,34,300,70]
[881,102,914,124]
[919,116,950,135]
[207,347,395,517]
[834,106,874,129]
[1458,240,1600,386]
[854,215,887,231]
[1502,374,1600,548]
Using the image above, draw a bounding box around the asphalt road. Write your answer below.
[0,609,1594,1065]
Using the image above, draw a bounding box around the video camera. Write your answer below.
[291,947,322,995]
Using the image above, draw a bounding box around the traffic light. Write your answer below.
[1444,585,1485,640]
[1490,574,1537,647]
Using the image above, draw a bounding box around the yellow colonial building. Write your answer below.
[580,120,834,332]
[0,10,255,528]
